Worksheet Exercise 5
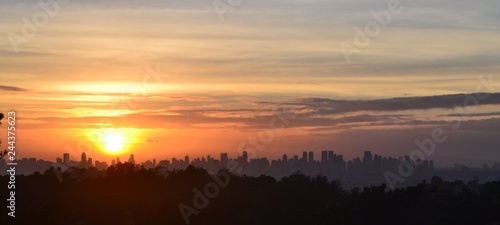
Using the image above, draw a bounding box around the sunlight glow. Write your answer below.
[104,132,125,154]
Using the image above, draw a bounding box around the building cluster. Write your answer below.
[0,157,53,175]
[152,150,435,183]
[55,152,109,171]
[2,150,500,188]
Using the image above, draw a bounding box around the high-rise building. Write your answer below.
[95,160,108,170]
[242,151,248,162]
[56,158,63,164]
[88,158,93,167]
[128,154,135,164]
[328,151,334,161]
[282,154,288,163]
[363,151,373,163]
[362,151,373,171]
[220,153,229,166]
[321,151,327,162]
[308,151,314,162]
[63,153,70,164]
[185,155,190,164]
[158,160,170,168]
[81,152,87,164]
[302,151,308,162]
[142,160,155,169]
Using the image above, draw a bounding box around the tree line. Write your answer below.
[1,162,499,225]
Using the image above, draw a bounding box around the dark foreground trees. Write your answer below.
[1,163,499,225]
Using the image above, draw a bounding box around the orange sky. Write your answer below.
[1,0,500,166]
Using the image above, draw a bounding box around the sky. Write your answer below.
[0,0,500,166]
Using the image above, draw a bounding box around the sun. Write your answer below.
[103,132,125,154]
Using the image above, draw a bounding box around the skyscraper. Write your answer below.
[80,152,88,168]
[63,153,70,164]
[220,153,229,166]
[302,151,308,162]
[328,151,334,161]
[362,151,373,170]
[363,151,373,163]
[81,152,87,165]
[308,151,314,162]
[242,151,248,162]
[128,154,135,164]
[185,155,190,164]
[321,151,327,162]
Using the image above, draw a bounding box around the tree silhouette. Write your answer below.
[1,163,499,225]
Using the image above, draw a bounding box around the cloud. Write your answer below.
[443,111,500,118]
[283,93,500,116]
[27,93,500,132]
[0,85,27,92]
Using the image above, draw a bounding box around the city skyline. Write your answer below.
[1,0,500,167]
[5,148,500,190]
[2,0,500,224]
[9,148,500,174]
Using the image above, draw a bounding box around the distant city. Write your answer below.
[2,150,500,189]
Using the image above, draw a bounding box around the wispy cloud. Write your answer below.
[0,85,27,92]
[273,93,500,115]
[25,93,500,131]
